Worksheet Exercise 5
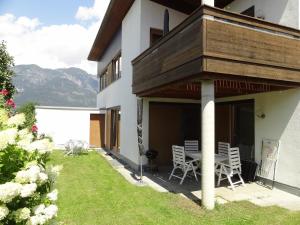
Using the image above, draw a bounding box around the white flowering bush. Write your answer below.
[0,91,61,225]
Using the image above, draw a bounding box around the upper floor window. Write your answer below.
[99,52,122,92]
[113,53,122,80]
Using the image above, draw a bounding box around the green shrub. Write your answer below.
[17,102,37,130]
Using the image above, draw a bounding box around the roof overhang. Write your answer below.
[88,0,234,61]
[88,0,134,61]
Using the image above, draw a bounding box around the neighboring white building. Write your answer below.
[36,106,105,149]
[88,0,300,209]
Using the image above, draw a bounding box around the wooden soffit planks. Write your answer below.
[88,0,134,61]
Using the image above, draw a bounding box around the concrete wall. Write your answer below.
[36,106,102,148]
[96,0,188,167]
[218,88,300,189]
[97,29,122,75]
[226,0,299,29]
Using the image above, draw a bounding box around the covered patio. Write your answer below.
[132,4,300,209]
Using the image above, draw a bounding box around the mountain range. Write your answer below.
[13,65,98,108]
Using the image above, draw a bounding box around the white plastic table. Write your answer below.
[186,152,227,163]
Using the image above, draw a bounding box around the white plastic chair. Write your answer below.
[216,147,245,190]
[184,140,199,154]
[215,142,230,170]
[169,145,198,185]
[218,142,230,157]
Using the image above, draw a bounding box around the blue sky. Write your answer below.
[0,0,94,25]
[0,0,110,74]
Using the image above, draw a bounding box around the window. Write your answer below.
[150,28,163,46]
[105,107,121,153]
[99,68,108,91]
[113,53,122,80]
[241,6,255,17]
[99,52,122,92]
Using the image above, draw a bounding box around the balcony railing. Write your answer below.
[132,5,300,95]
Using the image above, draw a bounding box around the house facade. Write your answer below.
[89,0,300,209]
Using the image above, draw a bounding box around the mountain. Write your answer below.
[13,64,98,107]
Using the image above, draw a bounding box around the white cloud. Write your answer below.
[76,0,110,21]
[0,0,110,75]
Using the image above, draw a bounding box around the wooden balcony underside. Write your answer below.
[132,5,300,98]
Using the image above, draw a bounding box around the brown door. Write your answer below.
[90,114,105,148]
[111,109,121,154]
[105,110,112,149]
[215,104,232,146]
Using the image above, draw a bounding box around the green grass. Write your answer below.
[49,151,300,225]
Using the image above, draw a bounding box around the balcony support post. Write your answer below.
[201,80,215,210]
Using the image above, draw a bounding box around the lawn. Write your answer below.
[49,151,300,225]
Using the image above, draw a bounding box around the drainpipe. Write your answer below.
[163,9,169,36]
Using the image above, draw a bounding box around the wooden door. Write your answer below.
[90,114,105,148]
[149,103,182,166]
[105,110,112,149]
[215,104,232,146]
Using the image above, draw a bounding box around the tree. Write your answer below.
[17,102,37,129]
[0,41,16,100]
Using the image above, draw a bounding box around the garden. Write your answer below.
[0,41,60,225]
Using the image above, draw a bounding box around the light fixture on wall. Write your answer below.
[256,109,266,119]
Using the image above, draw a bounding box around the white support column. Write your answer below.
[202,0,214,6]
[201,80,215,210]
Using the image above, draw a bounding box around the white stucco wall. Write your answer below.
[140,0,188,51]
[218,88,300,188]
[96,0,188,167]
[36,106,102,148]
[226,0,299,29]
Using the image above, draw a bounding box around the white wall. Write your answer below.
[97,29,122,75]
[140,0,188,51]
[218,88,300,188]
[226,0,299,29]
[36,107,102,148]
[96,0,188,167]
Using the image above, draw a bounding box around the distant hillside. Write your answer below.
[13,65,98,107]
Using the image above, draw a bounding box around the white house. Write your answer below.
[88,0,300,209]
[36,106,105,149]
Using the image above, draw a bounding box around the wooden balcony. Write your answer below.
[132,5,300,98]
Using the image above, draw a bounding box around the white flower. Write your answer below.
[15,170,30,184]
[27,166,41,183]
[46,189,58,202]
[0,134,8,150]
[14,207,31,222]
[33,204,45,215]
[0,205,9,221]
[0,109,8,125]
[26,215,48,225]
[0,128,18,150]
[6,113,26,127]
[38,172,48,184]
[18,130,34,149]
[44,205,58,220]
[15,165,41,184]
[21,183,37,198]
[26,139,54,154]
[31,204,57,223]
[0,182,22,203]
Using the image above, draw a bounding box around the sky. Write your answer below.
[0,0,110,75]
